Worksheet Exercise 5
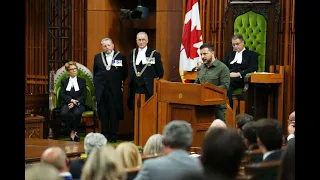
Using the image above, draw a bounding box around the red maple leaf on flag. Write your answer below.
[181,21,202,60]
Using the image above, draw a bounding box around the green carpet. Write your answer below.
[57,132,132,147]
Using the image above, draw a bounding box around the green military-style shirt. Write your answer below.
[194,59,230,90]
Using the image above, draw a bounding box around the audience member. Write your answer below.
[25,163,62,180]
[134,120,203,180]
[209,119,227,129]
[69,132,107,179]
[242,121,258,150]
[236,113,254,138]
[287,111,295,142]
[81,145,126,180]
[142,134,164,156]
[255,118,283,162]
[278,137,295,180]
[201,128,246,180]
[40,146,72,180]
[116,142,143,168]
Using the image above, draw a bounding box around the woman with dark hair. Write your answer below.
[59,61,86,141]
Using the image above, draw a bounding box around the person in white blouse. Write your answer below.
[223,34,258,108]
[59,61,86,142]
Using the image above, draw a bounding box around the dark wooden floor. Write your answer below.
[25,138,84,164]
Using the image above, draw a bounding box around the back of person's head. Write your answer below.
[84,132,107,156]
[279,138,295,180]
[40,146,68,171]
[236,113,254,129]
[116,142,142,168]
[201,128,246,179]
[25,163,62,180]
[81,145,126,180]
[242,121,258,148]
[162,120,193,150]
[210,119,227,129]
[255,118,283,151]
[143,134,164,156]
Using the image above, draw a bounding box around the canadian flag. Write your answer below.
[179,0,203,83]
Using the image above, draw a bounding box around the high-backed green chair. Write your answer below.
[49,62,97,138]
[231,11,267,115]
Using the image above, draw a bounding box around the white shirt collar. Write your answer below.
[66,76,79,91]
[263,149,278,160]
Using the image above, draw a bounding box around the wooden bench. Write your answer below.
[244,160,281,180]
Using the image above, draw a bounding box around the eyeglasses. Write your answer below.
[232,42,241,46]
[69,68,77,71]
[136,39,147,42]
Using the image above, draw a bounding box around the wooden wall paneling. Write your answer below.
[156,0,183,82]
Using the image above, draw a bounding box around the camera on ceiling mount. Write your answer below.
[120,0,149,20]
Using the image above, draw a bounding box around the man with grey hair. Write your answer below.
[25,163,61,180]
[127,31,164,110]
[93,37,128,142]
[134,120,203,180]
[69,132,107,179]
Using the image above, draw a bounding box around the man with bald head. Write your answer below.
[287,111,295,142]
[41,146,72,180]
[127,32,164,110]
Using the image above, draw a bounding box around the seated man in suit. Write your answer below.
[255,118,283,162]
[223,34,258,108]
[134,120,203,180]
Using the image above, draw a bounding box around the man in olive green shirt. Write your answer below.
[194,43,230,121]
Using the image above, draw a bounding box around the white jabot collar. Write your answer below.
[136,46,148,65]
[230,47,246,64]
[66,76,79,91]
[105,51,114,66]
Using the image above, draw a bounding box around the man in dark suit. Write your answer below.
[60,61,86,142]
[127,31,164,110]
[93,38,128,142]
[223,34,258,108]
[255,118,283,162]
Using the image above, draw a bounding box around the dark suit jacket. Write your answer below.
[127,47,164,107]
[69,158,86,179]
[93,51,128,119]
[223,48,258,77]
[59,76,86,108]
[264,149,283,162]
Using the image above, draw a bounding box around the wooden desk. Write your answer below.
[25,138,84,164]
[246,66,284,126]
[25,115,45,139]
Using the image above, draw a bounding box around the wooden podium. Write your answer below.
[134,79,227,147]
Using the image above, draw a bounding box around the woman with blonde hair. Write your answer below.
[142,134,164,156]
[116,142,142,168]
[81,145,126,180]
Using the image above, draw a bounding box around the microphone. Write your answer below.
[168,65,177,82]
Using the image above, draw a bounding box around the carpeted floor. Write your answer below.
[57,132,132,147]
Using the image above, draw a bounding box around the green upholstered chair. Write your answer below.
[49,62,97,138]
[231,11,267,115]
